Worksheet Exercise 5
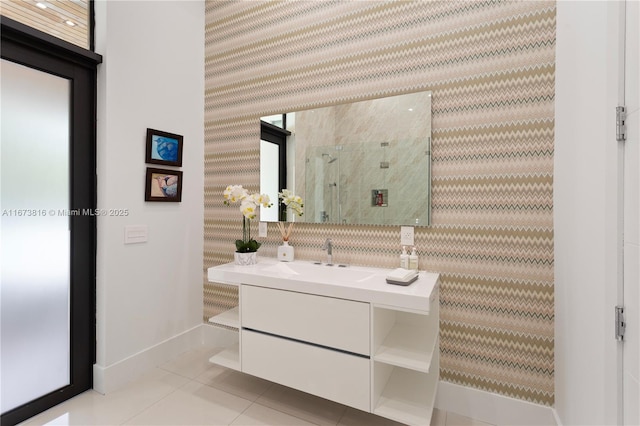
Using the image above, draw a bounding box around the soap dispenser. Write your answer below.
[409,247,419,271]
[400,246,409,269]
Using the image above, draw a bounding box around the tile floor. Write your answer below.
[20,346,494,426]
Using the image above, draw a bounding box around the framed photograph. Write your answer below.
[145,168,183,202]
[145,128,183,166]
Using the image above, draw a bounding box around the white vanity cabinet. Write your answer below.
[207,259,439,426]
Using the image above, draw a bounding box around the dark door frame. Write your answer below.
[1,16,102,426]
[261,120,291,220]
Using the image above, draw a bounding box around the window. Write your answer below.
[0,0,90,49]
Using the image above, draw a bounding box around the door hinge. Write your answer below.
[617,106,627,142]
[615,305,626,341]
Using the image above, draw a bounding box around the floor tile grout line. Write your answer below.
[334,406,347,426]
[249,401,326,426]
[441,409,448,426]
[254,381,276,400]
[117,373,190,426]
[183,372,270,426]
[227,395,253,426]
[157,356,215,381]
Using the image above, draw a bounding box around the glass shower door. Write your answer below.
[1,59,71,413]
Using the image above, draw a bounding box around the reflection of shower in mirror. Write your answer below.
[307,147,344,223]
[322,153,337,163]
[325,154,341,222]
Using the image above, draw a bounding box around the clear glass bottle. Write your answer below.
[409,247,419,271]
[400,246,409,269]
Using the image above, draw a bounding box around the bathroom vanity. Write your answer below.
[207,259,439,426]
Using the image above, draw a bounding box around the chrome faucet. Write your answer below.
[322,238,333,264]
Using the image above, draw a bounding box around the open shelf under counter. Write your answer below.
[374,323,438,372]
[372,297,439,373]
[208,342,240,371]
[373,353,439,426]
[208,306,239,329]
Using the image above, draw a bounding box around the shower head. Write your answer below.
[322,153,337,163]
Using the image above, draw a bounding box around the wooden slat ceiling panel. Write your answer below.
[0,0,89,49]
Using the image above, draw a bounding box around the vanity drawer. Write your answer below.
[242,329,370,412]
[241,285,370,355]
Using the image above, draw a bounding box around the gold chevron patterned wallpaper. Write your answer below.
[204,0,555,406]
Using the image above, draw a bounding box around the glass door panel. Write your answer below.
[1,59,71,413]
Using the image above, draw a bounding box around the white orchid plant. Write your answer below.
[224,185,272,253]
[277,189,304,241]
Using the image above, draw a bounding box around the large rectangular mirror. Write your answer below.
[261,90,432,226]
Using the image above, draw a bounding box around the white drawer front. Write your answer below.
[241,285,370,355]
[242,329,370,412]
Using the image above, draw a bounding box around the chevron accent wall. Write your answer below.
[204,0,555,406]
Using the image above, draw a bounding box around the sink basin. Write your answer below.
[260,261,378,283]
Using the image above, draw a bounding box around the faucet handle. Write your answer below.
[322,238,333,265]
[322,238,332,250]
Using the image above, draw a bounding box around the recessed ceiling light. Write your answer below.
[65,20,76,26]
[36,2,47,8]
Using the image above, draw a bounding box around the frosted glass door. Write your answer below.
[1,59,71,413]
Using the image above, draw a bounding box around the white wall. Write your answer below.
[555,1,623,424]
[93,0,204,393]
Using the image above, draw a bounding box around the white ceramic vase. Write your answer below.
[234,251,257,265]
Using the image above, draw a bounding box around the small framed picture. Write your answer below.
[145,128,183,166]
[145,168,183,202]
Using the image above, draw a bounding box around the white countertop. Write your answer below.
[207,258,439,313]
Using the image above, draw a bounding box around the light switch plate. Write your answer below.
[259,221,267,237]
[124,225,148,244]
[400,226,414,246]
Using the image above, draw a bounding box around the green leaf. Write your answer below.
[235,239,260,253]
[235,239,246,252]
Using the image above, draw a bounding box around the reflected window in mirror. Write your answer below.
[262,114,285,129]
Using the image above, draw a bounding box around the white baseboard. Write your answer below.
[93,324,203,394]
[436,381,557,426]
[552,408,563,426]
